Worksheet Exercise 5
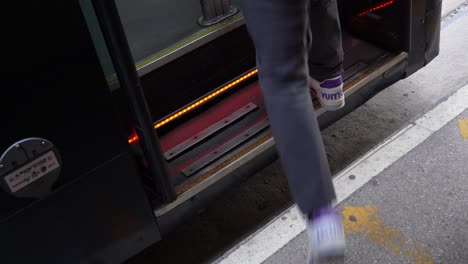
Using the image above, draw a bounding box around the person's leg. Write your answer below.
[242,1,345,261]
[308,0,344,81]
[307,0,345,111]
[241,0,335,215]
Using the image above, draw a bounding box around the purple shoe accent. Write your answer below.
[320,76,343,89]
[321,91,344,101]
[310,206,338,220]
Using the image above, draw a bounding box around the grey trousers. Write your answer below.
[241,0,343,214]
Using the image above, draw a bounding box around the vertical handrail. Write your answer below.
[198,0,238,26]
[92,0,176,203]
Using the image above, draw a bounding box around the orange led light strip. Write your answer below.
[128,135,139,144]
[128,68,259,144]
[358,0,395,17]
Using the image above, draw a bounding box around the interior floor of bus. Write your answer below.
[116,0,242,63]
[149,31,394,203]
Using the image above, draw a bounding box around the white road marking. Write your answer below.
[213,84,468,264]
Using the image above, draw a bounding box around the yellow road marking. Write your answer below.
[458,119,468,139]
[342,206,434,264]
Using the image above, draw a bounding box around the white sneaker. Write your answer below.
[310,76,345,111]
[307,207,346,263]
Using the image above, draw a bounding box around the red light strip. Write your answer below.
[128,135,139,144]
[358,0,395,17]
[128,69,259,144]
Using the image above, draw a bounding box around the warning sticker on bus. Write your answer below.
[3,151,60,193]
